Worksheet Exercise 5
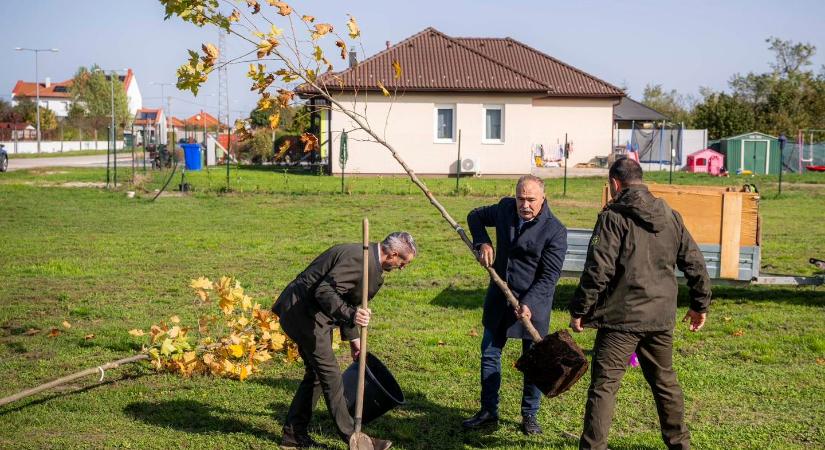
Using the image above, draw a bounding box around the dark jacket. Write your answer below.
[468,198,568,339]
[272,243,384,343]
[569,184,712,332]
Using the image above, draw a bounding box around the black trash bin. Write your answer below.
[342,352,405,425]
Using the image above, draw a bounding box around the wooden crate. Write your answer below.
[602,183,760,279]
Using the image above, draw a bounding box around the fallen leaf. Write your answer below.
[84,334,95,340]
[170,315,181,324]
[229,344,245,358]
[128,329,145,337]
[24,328,41,336]
[723,316,732,322]
[190,277,212,290]
[62,320,72,329]
[437,340,446,347]
[732,329,744,337]
[48,328,61,338]
[817,358,825,366]
[469,328,479,337]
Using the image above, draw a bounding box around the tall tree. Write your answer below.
[11,98,57,131]
[69,66,130,138]
[766,36,816,78]
[641,84,693,125]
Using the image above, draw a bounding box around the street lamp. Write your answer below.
[15,47,59,153]
[95,68,127,187]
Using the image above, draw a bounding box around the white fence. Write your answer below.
[0,140,125,154]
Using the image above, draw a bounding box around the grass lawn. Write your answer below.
[0,167,823,449]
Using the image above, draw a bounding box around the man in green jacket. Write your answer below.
[569,158,711,450]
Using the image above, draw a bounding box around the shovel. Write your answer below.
[349,217,376,450]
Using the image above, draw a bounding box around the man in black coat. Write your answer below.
[272,232,417,450]
[463,175,568,435]
[569,158,711,450]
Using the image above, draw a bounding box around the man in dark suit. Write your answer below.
[463,175,568,435]
[272,232,417,450]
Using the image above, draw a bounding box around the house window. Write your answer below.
[482,105,504,143]
[434,105,455,143]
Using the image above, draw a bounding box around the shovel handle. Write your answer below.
[353,217,370,433]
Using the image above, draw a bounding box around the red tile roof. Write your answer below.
[184,112,223,128]
[168,116,185,127]
[12,79,73,98]
[300,27,623,97]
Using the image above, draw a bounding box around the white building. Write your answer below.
[11,68,143,118]
[298,27,624,175]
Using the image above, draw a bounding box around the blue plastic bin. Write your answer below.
[181,143,202,171]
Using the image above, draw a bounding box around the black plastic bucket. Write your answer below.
[342,352,405,425]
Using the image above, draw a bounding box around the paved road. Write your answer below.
[7,154,137,171]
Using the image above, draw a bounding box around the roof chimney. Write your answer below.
[349,50,358,68]
[385,41,391,49]
[45,77,51,88]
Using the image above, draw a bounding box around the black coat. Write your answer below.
[467,198,568,339]
[272,243,384,344]
[569,185,711,332]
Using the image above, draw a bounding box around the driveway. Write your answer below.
[6,154,137,171]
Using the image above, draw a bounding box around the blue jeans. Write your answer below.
[480,327,542,416]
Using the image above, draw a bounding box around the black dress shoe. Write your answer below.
[462,410,499,429]
[521,414,543,435]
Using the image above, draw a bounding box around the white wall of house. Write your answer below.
[326,93,615,175]
[11,97,71,118]
[126,75,143,116]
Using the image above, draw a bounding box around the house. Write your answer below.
[0,122,37,140]
[297,27,625,175]
[183,112,224,143]
[715,131,780,175]
[168,116,186,141]
[10,68,143,118]
[10,78,73,117]
[133,108,166,145]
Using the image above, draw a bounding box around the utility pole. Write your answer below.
[15,47,59,153]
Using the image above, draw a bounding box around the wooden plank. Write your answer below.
[720,192,743,279]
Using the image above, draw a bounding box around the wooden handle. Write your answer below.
[353,217,370,433]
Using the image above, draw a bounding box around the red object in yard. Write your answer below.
[806,165,825,172]
[686,148,725,175]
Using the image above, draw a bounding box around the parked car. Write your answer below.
[0,144,8,172]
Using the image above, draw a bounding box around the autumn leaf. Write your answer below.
[392,60,402,79]
[301,15,315,23]
[347,15,360,39]
[237,316,250,327]
[257,38,279,58]
[48,328,61,338]
[732,329,744,337]
[377,80,390,96]
[269,1,292,16]
[269,24,283,38]
[254,351,272,363]
[246,0,260,14]
[229,344,245,358]
[437,340,446,347]
[336,40,347,60]
[128,329,145,337]
[202,43,219,66]
[229,9,240,22]
[305,69,317,82]
[276,89,294,108]
[276,139,291,159]
[170,315,181,324]
[84,334,95,340]
[24,328,40,336]
[311,23,333,40]
[313,46,323,62]
[62,320,72,329]
[299,133,319,152]
[190,276,213,290]
[160,338,176,356]
[168,326,182,339]
[469,328,479,337]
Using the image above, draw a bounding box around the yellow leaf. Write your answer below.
[222,359,236,374]
[160,338,176,356]
[268,111,281,130]
[301,15,315,23]
[257,38,278,59]
[229,9,241,22]
[170,315,181,324]
[254,351,272,363]
[202,43,219,60]
[377,80,390,96]
[392,60,402,79]
[270,1,292,16]
[311,23,333,40]
[229,344,244,358]
[190,276,212,290]
[276,89,294,108]
[313,46,323,62]
[237,316,250,327]
[183,351,198,364]
[168,326,182,339]
[150,325,165,343]
[84,334,95,340]
[270,332,286,351]
[305,69,316,82]
[62,320,72,329]
[129,329,145,337]
[253,31,265,39]
[347,15,360,39]
[203,353,215,365]
[219,295,235,315]
[270,24,283,38]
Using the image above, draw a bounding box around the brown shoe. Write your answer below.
[370,437,393,450]
[280,426,319,449]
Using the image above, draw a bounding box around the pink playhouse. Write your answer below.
[686,148,725,175]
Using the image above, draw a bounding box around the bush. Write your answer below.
[237,131,274,164]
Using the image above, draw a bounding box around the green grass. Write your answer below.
[7,149,113,159]
[0,168,823,449]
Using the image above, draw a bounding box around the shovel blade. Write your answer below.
[515,329,588,398]
[349,431,374,450]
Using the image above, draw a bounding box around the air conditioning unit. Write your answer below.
[460,157,480,175]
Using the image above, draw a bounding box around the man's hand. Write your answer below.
[683,309,706,332]
[477,243,494,267]
[349,339,361,360]
[515,304,531,321]
[569,316,584,333]
[354,307,372,327]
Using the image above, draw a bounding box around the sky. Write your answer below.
[2,0,824,122]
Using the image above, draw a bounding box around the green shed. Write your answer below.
[718,131,780,175]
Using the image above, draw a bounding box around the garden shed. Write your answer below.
[718,132,780,175]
